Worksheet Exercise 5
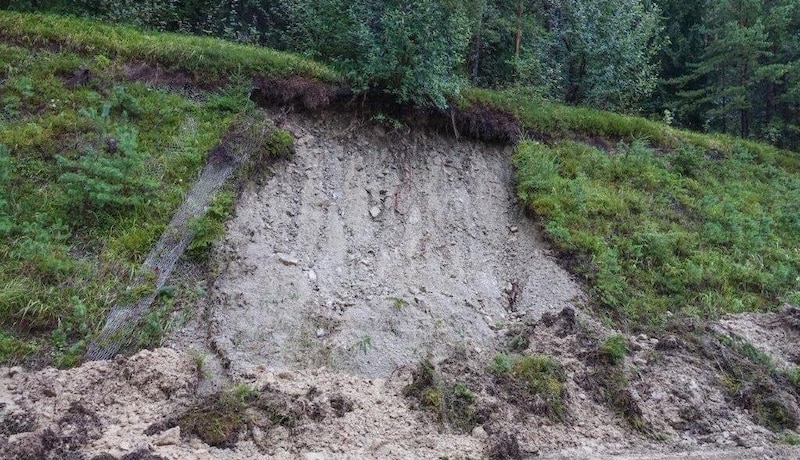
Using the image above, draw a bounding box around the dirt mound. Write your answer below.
[1,348,487,459]
[3,324,797,459]
[1,348,193,459]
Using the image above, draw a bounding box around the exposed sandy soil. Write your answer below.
[206,111,582,378]
[2,111,799,459]
[717,308,800,371]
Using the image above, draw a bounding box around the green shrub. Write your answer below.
[783,432,800,446]
[57,123,157,225]
[589,362,647,431]
[491,354,568,422]
[490,353,512,374]
[282,0,470,108]
[187,190,234,259]
[511,355,568,422]
[600,335,628,365]
[786,366,800,390]
[403,360,479,432]
[263,129,294,159]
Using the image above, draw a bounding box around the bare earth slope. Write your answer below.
[208,112,582,378]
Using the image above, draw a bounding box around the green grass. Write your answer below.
[712,334,799,432]
[403,360,480,432]
[513,138,800,327]
[491,354,568,422]
[600,335,628,365]
[0,10,338,84]
[463,87,792,164]
[0,11,324,366]
[783,432,800,446]
[187,190,235,261]
[0,41,251,365]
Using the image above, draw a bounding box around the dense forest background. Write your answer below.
[2,0,799,149]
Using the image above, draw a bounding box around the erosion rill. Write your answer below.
[84,111,281,362]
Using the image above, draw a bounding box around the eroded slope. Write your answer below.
[208,113,582,377]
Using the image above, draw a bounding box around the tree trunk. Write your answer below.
[471,13,483,85]
[515,0,523,59]
[741,109,750,138]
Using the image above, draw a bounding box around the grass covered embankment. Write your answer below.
[460,87,799,329]
[0,11,335,366]
[512,136,800,327]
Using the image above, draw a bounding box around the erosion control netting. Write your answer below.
[84,111,278,362]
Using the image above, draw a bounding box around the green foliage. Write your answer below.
[600,335,628,365]
[513,138,800,325]
[134,302,172,350]
[550,0,663,111]
[490,353,512,374]
[179,387,251,447]
[282,0,471,108]
[187,190,234,259]
[441,382,478,433]
[0,39,231,366]
[511,355,567,422]
[0,145,13,236]
[371,0,471,108]
[0,10,337,83]
[783,432,800,446]
[0,331,38,364]
[350,334,373,355]
[389,296,408,311]
[207,83,256,114]
[491,353,567,422]
[510,355,568,422]
[666,0,800,148]
[403,360,480,432]
[262,129,294,159]
[57,124,157,225]
[590,359,647,431]
[786,366,800,390]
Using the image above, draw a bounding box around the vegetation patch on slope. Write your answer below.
[0,11,337,84]
[0,46,212,365]
[464,87,792,164]
[513,138,800,327]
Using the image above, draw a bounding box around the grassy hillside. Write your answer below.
[1,11,798,366]
[0,12,337,83]
[465,89,800,329]
[0,12,332,366]
[514,140,800,327]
